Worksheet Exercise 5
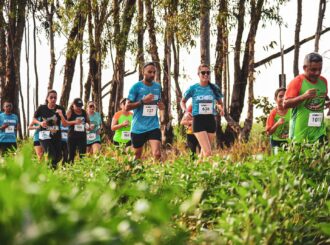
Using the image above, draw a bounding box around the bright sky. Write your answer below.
[20,1,330,122]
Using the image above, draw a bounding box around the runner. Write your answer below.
[33,90,66,168]
[60,123,69,163]
[28,118,43,160]
[86,101,102,154]
[180,103,200,159]
[125,62,164,160]
[0,101,20,155]
[266,88,290,152]
[111,98,133,148]
[65,98,90,163]
[284,52,329,143]
[181,64,224,158]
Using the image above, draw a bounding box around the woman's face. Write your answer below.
[47,92,57,106]
[198,67,211,83]
[276,90,285,107]
[87,103,95,113]
[73,103,82,112]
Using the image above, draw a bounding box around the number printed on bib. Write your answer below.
[39,131,51,140]
[142,105,157,116]
[308,113,323,127]
[122,131,131,140]
[61,132,68,140]
[87,133,96,141]
[199,103,213,114]
[5,126,15,133]
[74,124,85,132]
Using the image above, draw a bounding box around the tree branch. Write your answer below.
[254,27,330,68]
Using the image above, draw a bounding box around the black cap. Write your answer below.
[73,98,83,107]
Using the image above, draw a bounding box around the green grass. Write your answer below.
[0,140,329,244]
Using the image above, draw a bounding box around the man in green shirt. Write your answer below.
[284,52,329,143]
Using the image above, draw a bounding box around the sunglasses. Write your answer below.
[200,71,211,76]
[89,105,95,108]
[49,96,57,100]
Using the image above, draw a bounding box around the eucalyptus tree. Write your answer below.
[293,0,302,77]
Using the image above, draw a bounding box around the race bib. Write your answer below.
[5,126,14,133]
[74,124,85,132]
[199,103,213,114]
[121,131,131,140]
[308,113,323,127]
[87,133,96,141]
[61,132,68,140]
[39,131,51,140]
[47,126,59,131]
[142,105,157,116]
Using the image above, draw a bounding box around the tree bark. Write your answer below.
[293,0,302,77]
[0,1,6,99]
[137,0,144,80]
[25,19,30,136]
[200,0,210,64]
[45,0,56,90]
[314,0,326,52]
[60,1,87,108]
[32,4,39,108]
[145,0,161,82]
[172,35,183,123]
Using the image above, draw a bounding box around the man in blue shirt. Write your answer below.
[125,62,165,160]
[0,101,20,155]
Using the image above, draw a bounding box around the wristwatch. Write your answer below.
[140,99,144,106]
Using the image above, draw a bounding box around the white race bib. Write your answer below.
[5,125,14,133]
[308,113,323,127]
[39,131,51,140]
[199,103,213,114]
[61,132,68,140]
[121,131,131,140]
[142,105,157,116]
[87,133,96,141]
[74,124,85,132]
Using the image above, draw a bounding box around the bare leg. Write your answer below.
[34,146,44,161]
[92,143,101,154]
[133,146,143,160]
[194,131,212,157]
[149,139,161,160]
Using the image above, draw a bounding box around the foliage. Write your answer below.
[253,96,275,127]
[0,140,329,244]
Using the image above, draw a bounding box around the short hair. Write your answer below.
[274,87,286,99]
[198,64,210,72]
[304,52,323,65]
[143,62,156,69]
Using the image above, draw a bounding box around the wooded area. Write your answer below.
[0,0,329,146]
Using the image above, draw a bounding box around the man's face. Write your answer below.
[303,62,322,82]
[3,103,12,113]
[143,65,156,83]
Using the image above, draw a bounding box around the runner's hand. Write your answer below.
[303,88,317,100]
[278,118,285,125]
[143,94,154,103]
[56,109,63,117]
[122,120,130,127]
[40,120,47,128]
[76,119,82,124]
[184,111,192,120]
[157,101,165,110]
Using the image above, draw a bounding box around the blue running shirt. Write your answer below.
[87,112,102,145]
[183,83,222,116]
[128,81,162,134]
[0,113,19,143]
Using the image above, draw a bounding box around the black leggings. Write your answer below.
[61,141,69,163]
[68,137,86,163]
[40,138,62,168]
[187,134,200,159]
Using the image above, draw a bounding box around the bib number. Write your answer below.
[74,124,85,132]
[142,105,157,116]
[5,126,14,133]
[199,103,213,114]
[87,133,96,141]
[121,131,131,140]
[61,132,68,140]
[39,131,51,140]
[308,113,323,127]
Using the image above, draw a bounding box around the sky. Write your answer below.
[20,1,330,122]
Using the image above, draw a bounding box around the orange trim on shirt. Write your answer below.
[266,108,277,131]
[285,75,304,99]
[113,111,132,120]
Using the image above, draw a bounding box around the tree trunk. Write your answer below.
[293,0,302,77]
[106,0,136,137]
[314,0,326,52]
[32,6,39,108]
[200,0,210,64]
[60,2,87,108]
[25,19,30,136]
[2,0,27,116]
[0,1,6,98]
[145,0,161,82]
[137,0,144,80]
[46,1,56,90]
[172,35,183,123]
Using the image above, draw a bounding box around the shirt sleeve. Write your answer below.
[285,76,303,99]
[34,106,41,119]
[127,84,138,102]
[320,76,328,95]
[183,86,193,101]
[266,108,277,131]
[113,111,122,120]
